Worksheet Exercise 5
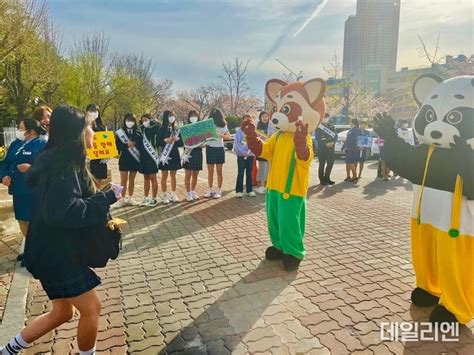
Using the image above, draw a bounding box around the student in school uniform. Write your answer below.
[204,108,231,199]
[85,104,108,189]
[138,113,159,207]
[158,110,183,204]
[115,113,142,207]
[182,110,203,202]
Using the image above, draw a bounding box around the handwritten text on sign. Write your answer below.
[87,131,119,160]
[180,120,219,148]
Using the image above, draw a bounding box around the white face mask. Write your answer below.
[143,120,150,128]
[189,116,198,123]
[168,116,176,124]
[87,111,99,120]
[16,129,26,141]
[125,121,135,129]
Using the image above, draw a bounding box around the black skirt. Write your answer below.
[183,148,203,171]
[90,159,108,179]
[39,267,101,300]
[140,153,159,174]
[119,150,140,172]
[206,146,225,165]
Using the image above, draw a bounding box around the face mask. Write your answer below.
[143,120,150,128]
[168,116,176,124]
[87,111,99,120]
[189,116,198,123]
[125,121,135,129]
[16,129,26,141]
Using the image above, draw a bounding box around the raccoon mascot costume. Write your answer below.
[374,75,473,324]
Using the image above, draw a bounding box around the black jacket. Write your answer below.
[24,150,117,279]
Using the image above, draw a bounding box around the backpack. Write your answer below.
[81,218,122,268]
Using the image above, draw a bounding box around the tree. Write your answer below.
[219,57,250,115]
[323,50,342,80]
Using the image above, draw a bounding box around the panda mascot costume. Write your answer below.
[374,75,473,325]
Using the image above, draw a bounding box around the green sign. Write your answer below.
[180,120,219,148]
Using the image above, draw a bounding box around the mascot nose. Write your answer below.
[272,118,279,124]
[431,131,442,139]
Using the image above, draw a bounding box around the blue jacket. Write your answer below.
[233,128,253,157]
[0,137,46,196]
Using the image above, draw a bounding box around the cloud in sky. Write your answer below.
[49,0,473,94]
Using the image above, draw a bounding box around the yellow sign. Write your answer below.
[87,131,118,160]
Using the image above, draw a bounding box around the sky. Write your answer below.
[49,0,473,95]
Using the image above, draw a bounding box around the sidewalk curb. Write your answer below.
[0,241,30,343]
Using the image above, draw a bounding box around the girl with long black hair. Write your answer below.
[158,110,183,204]
[115,113,142,207]
[86,104,108,188]
[182,110,203,201]
[0,105,119,355]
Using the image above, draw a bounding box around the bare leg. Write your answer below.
[216,164,224,189]
[68,289,101,351]
[358,161,364,178]
[161,170,169,193]
[170,170,177,191]
[150,173,158,198]
[207,164,215,189]
[184,170,192,193]
[20,299,73,343]
[144,175,150,197]
[120,171,129,198]
[18,220,29,238]
[128,171,137,197]
[345,164,351,179]
[191,171,199,191]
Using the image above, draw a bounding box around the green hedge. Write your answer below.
[226,116,241,133]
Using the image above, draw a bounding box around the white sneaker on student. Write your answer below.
[213,190,222,199]
[235,192,243,198]
[114,198,127,208]
[191,191,199,200]
[162,193,170,204]
[204,189,214,198]
[140,197,151,206]
[170,192,180,203]
[147,198,158,207]
[127,197,138,206]
[248,191,256,197]
[257,187,266,194]
[186,192,194,202]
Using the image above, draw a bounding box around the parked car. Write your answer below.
[335,128,380,158]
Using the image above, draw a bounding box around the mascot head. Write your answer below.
[265,78,326,133]
[412,74,474,149]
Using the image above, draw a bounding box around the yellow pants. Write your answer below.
[411,219,474,324]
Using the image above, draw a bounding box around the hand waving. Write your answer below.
[294,120,310,160]
[373,112,396,139]
[241,117,257,138]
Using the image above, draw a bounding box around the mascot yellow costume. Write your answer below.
[374,75,473,324]
[241,78,326,271]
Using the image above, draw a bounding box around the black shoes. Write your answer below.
[430,305,458,325]
[320,178,335,185]
[411,287,440,307]
[265,246,284,260]
[282,254,301,272]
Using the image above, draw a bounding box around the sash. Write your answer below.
[181,148,193,166]
[115,129,140,163]
[142,133,160,166]
[318,124,336,139]
[159,129,179,165]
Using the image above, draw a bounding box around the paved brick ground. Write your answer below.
[3,152,474,354]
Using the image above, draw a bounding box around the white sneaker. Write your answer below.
[213,190,222,199]
[186,192,194,202]
[147,198,158,207]
[170,192,180,203]
[140,197,151,206]
[248,191,256,197]
[204,189,215,198]
[162,193,170,204]
[127,197,138,206]
[235,192,243,198]
[114,198,127,208]
[191,191,199,200]
[257,187,266,194]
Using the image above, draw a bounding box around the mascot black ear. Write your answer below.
[412,74,443,106]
